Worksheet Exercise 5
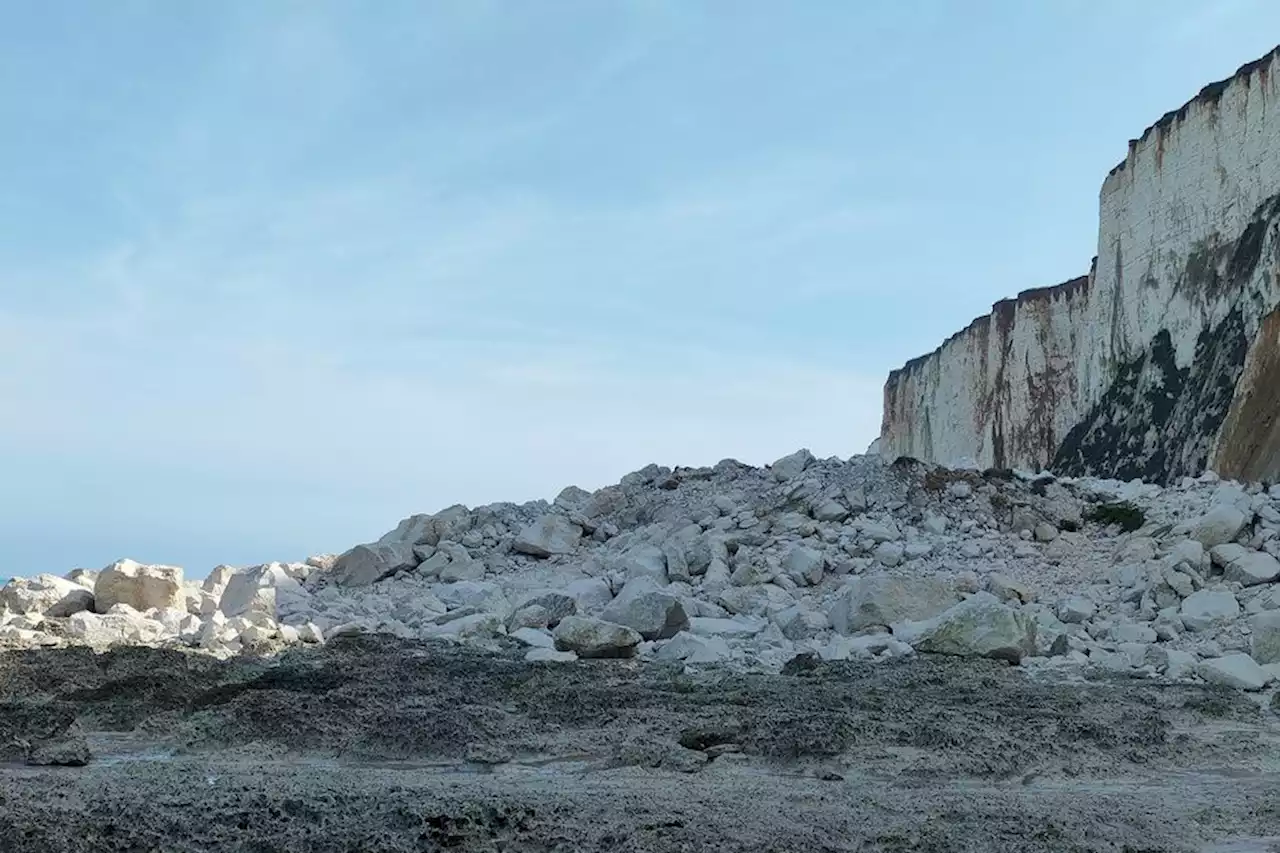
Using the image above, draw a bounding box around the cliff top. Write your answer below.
[1108,44,1280,178]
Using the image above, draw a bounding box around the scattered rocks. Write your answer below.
[9,450,1280,695]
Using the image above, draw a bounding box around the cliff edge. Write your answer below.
[881,46,1280,483]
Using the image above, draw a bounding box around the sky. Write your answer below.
[2,1,1279,577]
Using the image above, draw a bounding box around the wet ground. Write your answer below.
[3,635,1280,852]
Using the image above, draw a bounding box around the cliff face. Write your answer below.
[881,46,1280,482]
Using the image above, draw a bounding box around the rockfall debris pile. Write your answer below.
[9,450,1280,693]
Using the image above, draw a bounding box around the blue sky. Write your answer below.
[3,1,1278,577]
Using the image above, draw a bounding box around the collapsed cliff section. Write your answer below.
[881,46,1280,483]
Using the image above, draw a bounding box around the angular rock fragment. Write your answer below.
[512,515,583,558]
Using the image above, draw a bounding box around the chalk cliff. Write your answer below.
[881,46,1280,483]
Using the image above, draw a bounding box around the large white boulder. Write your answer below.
[0,574,94,617]
[330,542,417,587]
[1188,505,1248,548]
[910,592,1037,664]
[770,448,814,481]
[1223,551,1280,587]
[1179,589,1240,632]
[512,515,582,558]
[601,579,689,640]
[1198,653,1272,691]
[827,575,957,635]
[94,560,184,614]
[552,616,641,658]
[220,563,310,620]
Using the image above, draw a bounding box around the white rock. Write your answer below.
[687,616,765,638]
[1180,589,1241,632]
[986,574,1035,604]
[1224,551,1280,587]
[0,575,94,617]
[656,631,731,663]
[923,512,948,535]
[1111,622,1157,644]
[1033,522,1059,542]
[1057,595,1096,624]
[613,544,669,584]
[873,541,905,567]
[512,515,583,558]
[1198,653,1272,691]
[330,542,417,587]
[1144,646,1198,679]
[552,616,641,658]
[781,546,824,585]
[1188,506,1248,548]
[911,592,1036,664]
[560,578,614,615]
[1250,611,1280,664]
[775,605,829,641]
[220,563,307,619]
[202,565,237,594]
[419,542,486,582]
[827,575,957,635]
[94,560,184,613]
[510,627,555,648]
[299,622,325,644]
[770,448,814,481]
[717,584,794,617]
[526,647,577,663]
[600,578,689,640]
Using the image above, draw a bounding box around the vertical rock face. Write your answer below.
[881,46,1280,482]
